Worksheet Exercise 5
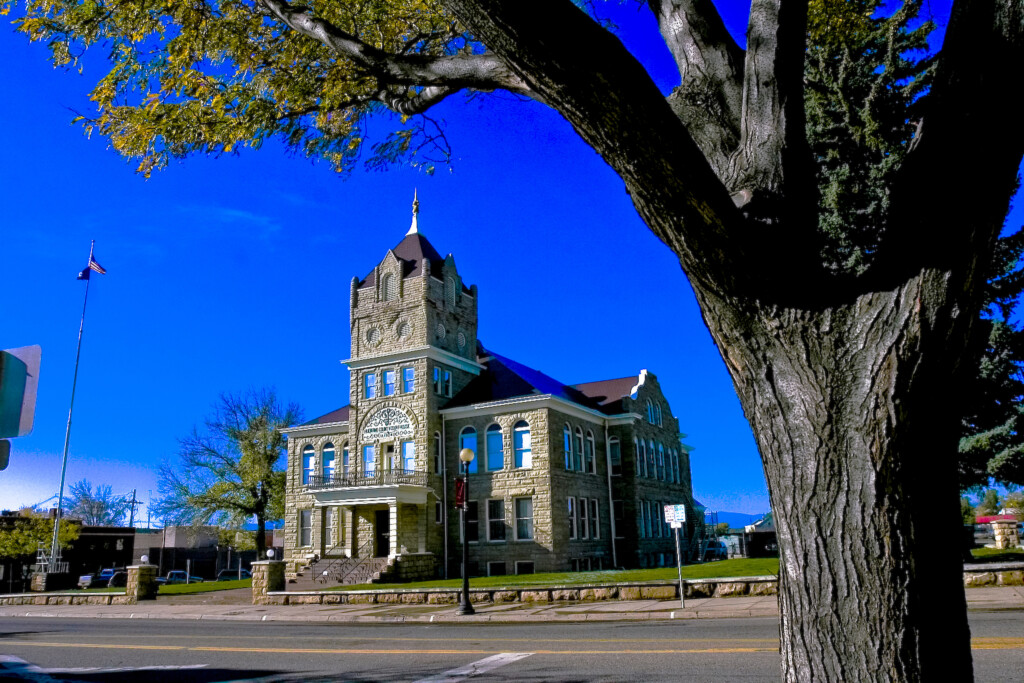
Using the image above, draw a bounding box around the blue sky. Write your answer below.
[0,0,1015,520]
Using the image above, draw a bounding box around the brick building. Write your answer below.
[282,199,701,580]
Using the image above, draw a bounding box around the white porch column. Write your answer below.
[418,504,427,553]
[389,502,399,558]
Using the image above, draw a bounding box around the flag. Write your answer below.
[76,254,107,280]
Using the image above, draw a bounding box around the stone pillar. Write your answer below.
[389,502,399,558]
[126,564,158,603]
[251,560,286,605]
[992,520,1021,549]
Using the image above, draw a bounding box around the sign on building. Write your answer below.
[361,406,414,441]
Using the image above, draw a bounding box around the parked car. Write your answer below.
[77,567,123,589]
[158,570,205,585]
[703,540,728,561]
[216,569,252,581]
[107,571,128,588]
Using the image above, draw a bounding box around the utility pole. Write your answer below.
[128,489,138,527]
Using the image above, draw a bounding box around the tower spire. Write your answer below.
[407,188,420,235]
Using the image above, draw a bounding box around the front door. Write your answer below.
[374,509,390,557]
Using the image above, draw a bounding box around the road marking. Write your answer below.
[412,652,534,682]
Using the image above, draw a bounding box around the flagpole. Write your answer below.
[49,240,95,573]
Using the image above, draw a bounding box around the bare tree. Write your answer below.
[65,480,132,526]
[154,389,301,558]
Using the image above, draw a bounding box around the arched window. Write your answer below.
[584,431,596,474]
[657,443,665,481]
[446,277,456,309]
[574,427,584,472]
[322,443,336,482]
[646,400,654,424]
[564,425,573,470]
[638,439,647,477]
[302,445,315,485]
[656,403,663,426]
[342,442,350,478]
[459,426,478,474]
[648,439,656,479]
[514,421,531,468]
[381,273,396,301]
[486,423,504,471]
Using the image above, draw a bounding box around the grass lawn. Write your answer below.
[326,557,779,592]
[970,547,1024,563]
[158,579,251,595]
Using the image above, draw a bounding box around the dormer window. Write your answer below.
[446,277,456,309]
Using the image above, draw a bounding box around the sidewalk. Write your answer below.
[0,587,1021,624]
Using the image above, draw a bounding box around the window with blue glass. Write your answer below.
[302,446,315,485]
[363,444,375,476]
[364,373,376,399]
[486,424,504,471]
[564,425,573,470]
[342,442,350,478]
[459,427,478,474]
[383,370,396,396]
[514,421,531,468]
[402,441,416,472]
[402,367,414,392]
[573,428,584,472]
[584,431,595,474]
[322,443,335,482]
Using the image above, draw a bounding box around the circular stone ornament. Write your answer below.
[435,323,446,340]
[457,331,467,350]
[396,321,411,339]
[366,326,381,345]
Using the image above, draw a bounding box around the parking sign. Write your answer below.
[664,504,687,523]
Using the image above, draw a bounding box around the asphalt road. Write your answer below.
[1,612,1022,682]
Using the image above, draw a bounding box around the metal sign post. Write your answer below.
[664,504,687,609]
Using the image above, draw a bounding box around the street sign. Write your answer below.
[670,521,683,529]
[664,504,687,524]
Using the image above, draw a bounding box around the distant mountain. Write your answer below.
[711,511,764,529]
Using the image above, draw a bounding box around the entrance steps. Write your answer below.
[286,556,396,591]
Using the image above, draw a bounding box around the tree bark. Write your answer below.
[694,268,974,681]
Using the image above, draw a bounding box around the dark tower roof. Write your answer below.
[358,232,446,289]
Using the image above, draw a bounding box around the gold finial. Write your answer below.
[408,188,420,235]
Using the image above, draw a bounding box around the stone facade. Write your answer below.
[282,205,701,582]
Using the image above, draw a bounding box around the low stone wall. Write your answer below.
[0,593,132,606]
[392,553,437,582]
[259,575,781,606]
[963,562,1024,587]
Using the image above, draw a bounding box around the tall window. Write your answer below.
[647,400,655,423]
[342,442,350,478]
[459,427,478,474]
[466,501,479,542]
[446,276,457,309]
[381,273,396,301]
[443,370,453,397]
[657,444,665,481]
[574,427,584,472]
[564,425,573,470]
[363,444,375,476]
[674,451,681,484]
[299,509,312,546]
[639,500,647,538]
[302,446,315,485]
[515,498,534,540]
[590,499,600,539]
[402,367,415,393]
[648,439,656,479]
[364,373,376,399]
[567,497,577,539]
[656,403,663,426]
[402,441,416,472]
[653,501,662,537]
[486,424,504,471]
[322,443,336,481]
[579,497,589,539]
[383,370,396,396]
[585,431,596,474]
[433,367,442,394]
[324,507,335,547]
[638,440,647,478]
[433,432,442,474]
[487,499,506,541]
[609,438,621,476]
[514,421,531,468]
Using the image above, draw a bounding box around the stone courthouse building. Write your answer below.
[282,200,702,581]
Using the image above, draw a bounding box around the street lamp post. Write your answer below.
[457,447,475,616]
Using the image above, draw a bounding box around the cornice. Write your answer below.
[341,345,484,375]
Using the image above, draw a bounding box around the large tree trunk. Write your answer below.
[696,268,974,680]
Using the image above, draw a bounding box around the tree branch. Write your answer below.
[441,0,747,294]
[883,0,1024,280]
[257,0,536,112]
[649,0,744,176]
